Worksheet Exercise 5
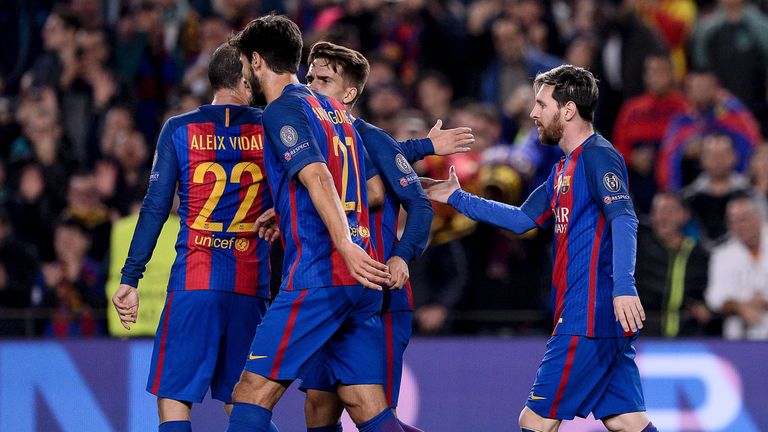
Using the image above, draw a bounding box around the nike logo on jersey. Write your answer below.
[529,394,547,400]
[248,353,268,360]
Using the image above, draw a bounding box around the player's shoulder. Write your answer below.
[581,134,625,165]
[165,107,205,128]
[264,84,312,115]
[353,117,383,137]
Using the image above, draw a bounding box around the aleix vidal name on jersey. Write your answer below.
[189,134,264,151]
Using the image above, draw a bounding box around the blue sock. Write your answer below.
[641,422,658,432]
[357,409,404,432]
[307,424,342,432]
[398,420,423,432]
[227,402,274,432]
[270,420,280,432]
[159,420,191,432]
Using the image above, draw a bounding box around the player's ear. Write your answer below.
[342,87,358,105]
[250,52,263,70]
[563,101,577,121]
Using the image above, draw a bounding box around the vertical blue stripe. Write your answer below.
[171,124,190,290]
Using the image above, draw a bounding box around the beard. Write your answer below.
[537,111,564,146]
[244,68,265,107]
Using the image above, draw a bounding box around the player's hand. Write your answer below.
[112,284,140,330]
[614,295,646,332]
[428,120,474,156]
[386,256,409,289]
[419,165,461,203]
[338,241,390,290]
[254,208,280,242]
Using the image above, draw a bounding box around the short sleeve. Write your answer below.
[582,147,636,222]
[263,100,325,179]
[520,163,556,228]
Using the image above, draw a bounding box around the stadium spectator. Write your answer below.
[593,0,667,139]
[636,192,713,337]
[7,163,58,261]
[62,172,111,262]
[682,133,751,245]
[634,0,697,81]
[410,239,468,335]
[416,70,454,125]
[22,6,81,91]
[613,54,688,214]
[691,0,768,129]
[749,144,768,217]
[706,195,768,339]
[658,69,761,190]
[480,17,561,108]
[0,208,39,335]
[41,217,106,337]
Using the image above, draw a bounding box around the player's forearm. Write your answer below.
[400,138,434,164]
[120,202,172,286]
[391,198,433,261]
[447,189,536,234]
[611,214,639,297]
[298,162,354,248]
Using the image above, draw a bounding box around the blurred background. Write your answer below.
[0,0,767,430]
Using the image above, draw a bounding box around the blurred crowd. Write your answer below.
[2,0,768,339]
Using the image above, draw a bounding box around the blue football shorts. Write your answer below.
[526,334,646,420]
[245,285,384,385]
[147,290,269,403]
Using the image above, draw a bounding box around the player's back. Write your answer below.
[166,104,271,297]
[262,84,374,291]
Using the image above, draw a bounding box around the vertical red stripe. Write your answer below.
[384,312,394,406]
[233,123,265,295]
[151,292,175,394]
[374,209,385,260]
[286,182,302,291]
[269,290,309,380]
[550,160,567,329]
[587,214,605,337]
[548,336,579,418]
[185,123,216,290]
[551,148,582,331]
[305,97,348,286]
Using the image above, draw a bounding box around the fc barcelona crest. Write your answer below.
[558,175,571,194]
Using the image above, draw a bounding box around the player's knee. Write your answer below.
[518,407,558,432]
[601,412,650,432]
[231,371,283,408]
[337,384,388,423]
[304,391,343,426]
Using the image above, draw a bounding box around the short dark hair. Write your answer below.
[534,65,599,122]
[208,43,243,91]
[51,6,81,32]
[308,41,370,103]
[56,216,90,238]
[229,14,302,74]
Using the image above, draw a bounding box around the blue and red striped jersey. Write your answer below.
[521,134,636,338]
[355,118,432,311]
[121,105,272,298]
[263,84,375,290]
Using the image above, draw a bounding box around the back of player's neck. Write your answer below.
[264,74,301,103]
[212,90,247,106]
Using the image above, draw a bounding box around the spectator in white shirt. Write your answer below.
[706,195,768,339]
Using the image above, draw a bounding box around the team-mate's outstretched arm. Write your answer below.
[421,166,537,235]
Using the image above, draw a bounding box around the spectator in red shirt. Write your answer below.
[613,54,688,213]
